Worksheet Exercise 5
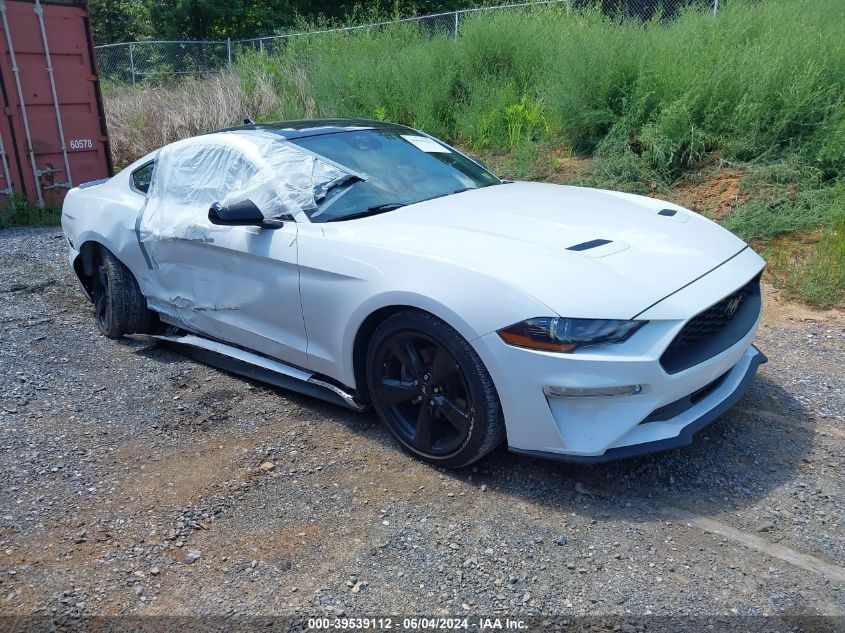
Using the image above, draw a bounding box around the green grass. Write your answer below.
[762,221,845,308]
[719,162,845,241]
[723,182,845,242]
[784,221,845,307]
[0,195,61,228]
[235,0,844,178]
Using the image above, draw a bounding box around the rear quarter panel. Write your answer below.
[61,160,153,295]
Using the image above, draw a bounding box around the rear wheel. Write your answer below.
[366,311,504,468]
[90,248,154,339]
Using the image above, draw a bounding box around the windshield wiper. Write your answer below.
[414,186,473,205]
[326,202,406,222]
[316,174,364,203]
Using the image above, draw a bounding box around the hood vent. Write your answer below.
[658,208,690,223]
[567,238,612,252]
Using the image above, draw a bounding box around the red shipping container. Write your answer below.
[0,0,111,209]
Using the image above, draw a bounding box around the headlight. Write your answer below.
[497,317,647,353]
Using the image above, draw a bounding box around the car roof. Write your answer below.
[211,118,413,141]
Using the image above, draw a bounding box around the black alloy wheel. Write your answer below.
[366,311,505,467]
[376,331,472,456]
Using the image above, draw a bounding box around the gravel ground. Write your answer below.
[1,227,843,626]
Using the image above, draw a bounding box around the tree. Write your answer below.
[91,1,526,44]
[574,0,716,20]
[149,0,297,40]
[88,0,152,44]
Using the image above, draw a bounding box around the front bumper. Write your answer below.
[509,346,766,463]
[471,246,766,462]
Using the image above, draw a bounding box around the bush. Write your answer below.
[247,0,840,181]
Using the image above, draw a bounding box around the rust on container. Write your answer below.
[0,0,111,209]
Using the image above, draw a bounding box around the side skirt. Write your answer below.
[147,333,367,412]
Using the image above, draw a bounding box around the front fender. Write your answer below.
[297,229,552,387]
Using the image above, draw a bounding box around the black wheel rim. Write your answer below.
[375,332,473,457]
[92,261,110,329]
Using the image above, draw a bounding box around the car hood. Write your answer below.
[329,182,747,320]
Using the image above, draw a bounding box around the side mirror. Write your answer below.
[208,199,284,228]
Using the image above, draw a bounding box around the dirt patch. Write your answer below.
[189,523,324,564]
[114,438,249,508]
[666,168,745,220]
[761,281,845,328]
[537,146,591,183]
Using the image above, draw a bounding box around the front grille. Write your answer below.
[670,283,751,350]
[660,275,761,374]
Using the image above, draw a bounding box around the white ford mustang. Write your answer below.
[61,119,766,467]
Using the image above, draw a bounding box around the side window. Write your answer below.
[156,144,260,208]
[130,161,154,195]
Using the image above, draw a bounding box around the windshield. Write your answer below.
[290,129,501,222]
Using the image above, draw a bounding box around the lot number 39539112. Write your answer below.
[69,138,93,150]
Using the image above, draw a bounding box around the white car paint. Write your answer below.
[61,125,765,461]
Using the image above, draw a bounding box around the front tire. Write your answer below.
[365,310,505,468]
[90,248,154,339]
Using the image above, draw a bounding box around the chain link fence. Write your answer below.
[95,0,728,84]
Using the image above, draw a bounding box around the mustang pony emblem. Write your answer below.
[724,294,744,320]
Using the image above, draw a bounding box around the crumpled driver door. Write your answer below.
[137,137,309,367]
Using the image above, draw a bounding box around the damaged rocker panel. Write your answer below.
[147,333,367,411]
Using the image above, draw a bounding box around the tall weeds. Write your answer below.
[88,0,845,306]
[104,70,280,166]
[105,0,844,177]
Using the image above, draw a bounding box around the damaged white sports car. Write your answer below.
[61,119,766,467]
